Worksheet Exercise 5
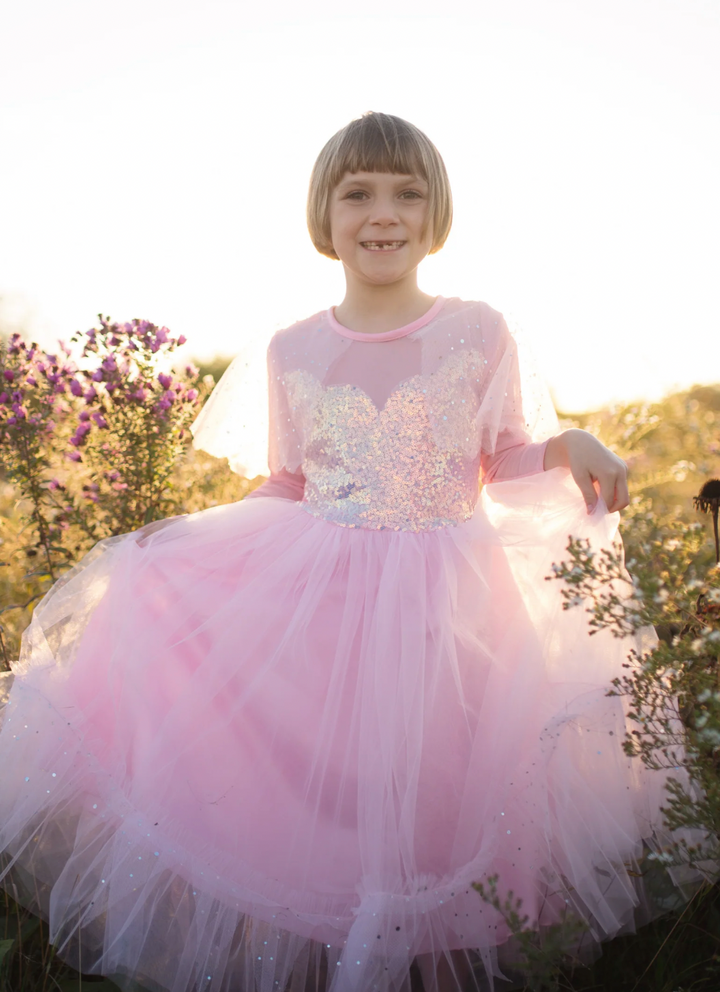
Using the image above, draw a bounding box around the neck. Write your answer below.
[334,271,437,335]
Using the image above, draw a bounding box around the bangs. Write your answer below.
[328,118,430,188]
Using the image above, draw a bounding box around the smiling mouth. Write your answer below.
[360,241,406,251]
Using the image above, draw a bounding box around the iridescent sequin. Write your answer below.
[285,351,483,532]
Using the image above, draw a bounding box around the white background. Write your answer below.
[1,0,718,411]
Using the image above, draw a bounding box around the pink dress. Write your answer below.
[0,298,703,992]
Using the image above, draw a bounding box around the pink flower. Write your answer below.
[48,478,62,491]
[69,379,83,397]
[66,450,82,462]
[112,480,128,491]
[177,335,187,346]
[91,412,108,428]
[26,375,37,386]
[158,373,173,390]
[185,388,198,402]
[84,387,97,403]
[79,410,90,421]
[3,370,14,382]
[185,363,198,377]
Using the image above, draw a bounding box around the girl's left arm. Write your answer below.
[544,428,629,513]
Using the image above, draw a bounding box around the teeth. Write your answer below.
[362,242,404,250]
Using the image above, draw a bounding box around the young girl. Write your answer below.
[0,112,706,992]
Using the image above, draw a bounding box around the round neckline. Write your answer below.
[327,296,446,341]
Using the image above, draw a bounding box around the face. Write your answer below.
[328,171,433,288]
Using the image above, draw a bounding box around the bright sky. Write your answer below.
[0,0,718,412]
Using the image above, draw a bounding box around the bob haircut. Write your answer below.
[307,112,453,261]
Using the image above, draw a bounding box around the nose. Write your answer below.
[369,195,399,227]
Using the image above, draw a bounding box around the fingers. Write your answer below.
[573,471,599,513]
[599,470,630,513]
[574,471,629,515]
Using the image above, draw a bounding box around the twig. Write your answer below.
[0,592,44,616]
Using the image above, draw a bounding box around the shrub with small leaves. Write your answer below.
[546,492,720,871]
[0,318,207,664]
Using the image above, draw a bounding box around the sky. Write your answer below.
[0,0,718,412]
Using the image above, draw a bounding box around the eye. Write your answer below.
[345,190,368,200]
[399,190,423,200]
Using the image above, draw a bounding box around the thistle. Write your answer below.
[693,478,720,564]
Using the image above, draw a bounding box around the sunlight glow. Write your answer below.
[1,0,718,412]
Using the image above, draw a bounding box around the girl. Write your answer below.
[0,112,706,992]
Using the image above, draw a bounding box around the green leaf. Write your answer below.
[0,936,15,965]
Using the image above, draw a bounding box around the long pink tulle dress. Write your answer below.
[0,297,705,992]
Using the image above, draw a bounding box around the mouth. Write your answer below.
[360,241,406,251]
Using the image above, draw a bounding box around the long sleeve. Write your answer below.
[245,467,306,501]
[245,337,307,500]
[480,433,550,483]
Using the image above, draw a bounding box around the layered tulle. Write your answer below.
[0,468,706,992]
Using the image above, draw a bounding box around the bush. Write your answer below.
[0,317,245,663]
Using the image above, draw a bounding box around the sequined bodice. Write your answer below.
[285,351,484,532]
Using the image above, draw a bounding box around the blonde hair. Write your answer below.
[307,112,453,260]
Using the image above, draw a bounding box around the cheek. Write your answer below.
[328,208,350,248]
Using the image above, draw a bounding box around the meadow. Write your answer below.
[0,318,718,991]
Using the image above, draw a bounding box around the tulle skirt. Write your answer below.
[0,469,708,992]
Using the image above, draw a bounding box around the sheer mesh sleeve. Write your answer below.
[477,314,558,484]
[190,334,271,479]
[191,332,306,498]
